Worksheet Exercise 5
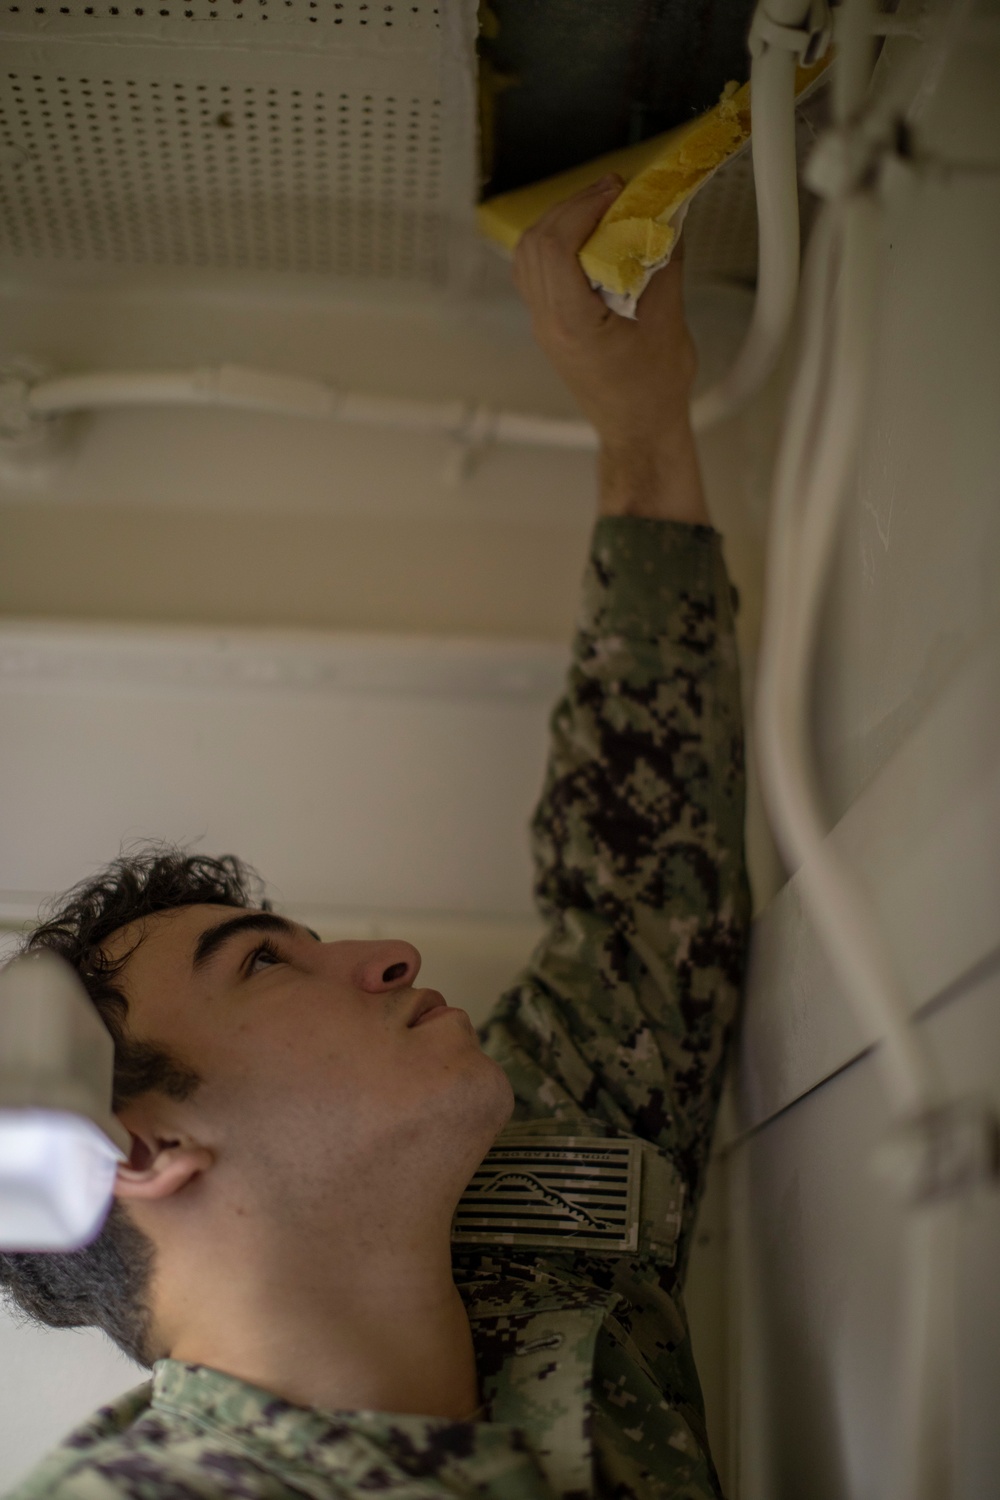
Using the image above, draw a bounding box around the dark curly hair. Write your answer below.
[0,842,271,1369]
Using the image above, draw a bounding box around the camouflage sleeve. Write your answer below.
[480,517,751,1241]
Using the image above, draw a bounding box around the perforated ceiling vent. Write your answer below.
[2,3,438,27]
[0,1,474,282]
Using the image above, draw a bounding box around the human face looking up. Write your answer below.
[105,904,514,1225]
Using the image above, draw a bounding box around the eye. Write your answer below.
[244,938,285,976]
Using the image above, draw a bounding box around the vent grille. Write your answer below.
[2,2,440,30]
[0,1,464,280]
[1,72,444,274]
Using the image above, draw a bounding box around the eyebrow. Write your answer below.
[191,912,322,975]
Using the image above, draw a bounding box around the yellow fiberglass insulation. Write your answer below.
[579,79,751,297]
[477,59,830,317]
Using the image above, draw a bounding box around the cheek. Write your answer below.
[222,1001,391,1109]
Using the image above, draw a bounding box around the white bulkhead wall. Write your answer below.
[731,14,1000,1500]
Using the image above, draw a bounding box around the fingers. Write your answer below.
[529,174,623,255]
[513,176,623,335]
[632,240,686,331]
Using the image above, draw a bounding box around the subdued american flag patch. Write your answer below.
[452,1134,641,1252]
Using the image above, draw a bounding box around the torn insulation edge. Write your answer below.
[477,57,832,319]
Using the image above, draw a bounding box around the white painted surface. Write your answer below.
[731,967,1000,1500]
[0,626,565,915]
[739,632,1000,1136]
[0,1317,144,1489]
[730,10,1000,1496]
[813,24,1000,822]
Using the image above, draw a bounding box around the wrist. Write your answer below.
[595,405,693,464]
[598,423,710,526]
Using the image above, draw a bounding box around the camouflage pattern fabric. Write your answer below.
[6,517,750,1500]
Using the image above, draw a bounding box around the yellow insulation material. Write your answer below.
[580,79,750,294]
[477,58,831,301]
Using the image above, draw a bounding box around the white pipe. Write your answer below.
[754,198,936,1117]
[890,1199,961,1500]
[832,0,875,124]
[751,0,937,1116]
[691,39,801,430]
[25,365,598,453]
[492,409,598,451]
[28,367,340,421]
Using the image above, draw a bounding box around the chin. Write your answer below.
[475,1052,516,1133]
[446,1052,515,1165]
[495,1061,516,1121]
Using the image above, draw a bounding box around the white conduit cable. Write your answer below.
[20,365,599,454]
[690,7,807,431]
[890,1196,962,1500]
[755,195,936,1116]
[758,177,955,1500]
[761,195,971,1500]
[753,2,998,1496]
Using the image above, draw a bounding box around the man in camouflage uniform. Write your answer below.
[3,175,749,1499]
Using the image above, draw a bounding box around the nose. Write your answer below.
[347,939,422,994]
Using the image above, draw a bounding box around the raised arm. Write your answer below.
[479,183,751,1261]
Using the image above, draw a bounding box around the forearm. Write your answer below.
[482,516,751,1239]
[598,418,710,526]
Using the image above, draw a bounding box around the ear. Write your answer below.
[114,1132,215,1203]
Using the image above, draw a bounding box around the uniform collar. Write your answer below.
[150,1359,556,1498]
